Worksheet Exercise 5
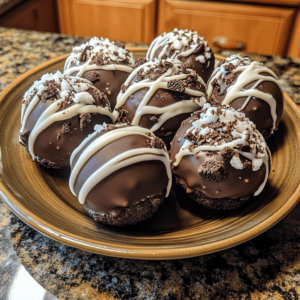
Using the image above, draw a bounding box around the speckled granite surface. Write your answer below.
[1,27,300,299]
[0,198,19,297]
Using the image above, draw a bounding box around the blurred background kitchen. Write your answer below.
[0,0,299,57]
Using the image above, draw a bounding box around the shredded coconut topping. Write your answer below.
[174,104,270,196]
[64,37,135,77]
[94,123,106,134]
[147,28,211,63]
[230,154,244,170]
[20,71,114,161]
[73,91,95,105]
[174,104,269,170]
[22,71,98,107]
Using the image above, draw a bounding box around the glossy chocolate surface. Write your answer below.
[34,114,112,167]
[71,69,129,110]
[170,116,267,200]
[121,87,204,136]
[22,84,113,167]
[72,132,168,215]
[154,46,215,83]
[119,76,205,137]
[208,66,284,136]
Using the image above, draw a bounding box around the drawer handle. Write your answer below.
[212,37,246,51]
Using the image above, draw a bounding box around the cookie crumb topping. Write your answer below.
[147,28,211,64]
[174,103,268,173]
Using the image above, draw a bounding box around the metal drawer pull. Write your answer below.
[212,37,246,51]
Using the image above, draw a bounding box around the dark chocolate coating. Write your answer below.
[20,88,113,168]
[33,114,112,167]
[208,71,283,138]
[70,69,129,110]
[121,84,205,137]
[170,116,267,200]
[72,132,169,217]
[154,46,215,83]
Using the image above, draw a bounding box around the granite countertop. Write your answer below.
[1,27,300,300]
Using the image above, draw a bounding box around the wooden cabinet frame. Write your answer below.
[157,0,295,55]
[288,9,300,57]
[57,0,157,43]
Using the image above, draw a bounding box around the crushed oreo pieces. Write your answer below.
[79,113,92,130]
[167,79,185,92]
[198,159,227,182]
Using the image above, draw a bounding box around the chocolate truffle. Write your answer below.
[113,59,207,146]
[170,104,270,210]
[19,71,114,168]
[206,54,284,139]
[146,28,215,83]
[64,37,135,110]
[69,124,172,226]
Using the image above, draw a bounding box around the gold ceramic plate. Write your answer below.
[1,51,300,260]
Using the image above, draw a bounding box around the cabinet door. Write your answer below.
[157,0,295,55]
[225,0,300,5]
[0,0,58,33]
[287,9,300,57]
[57,0,156,43]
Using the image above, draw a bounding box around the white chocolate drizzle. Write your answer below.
[147,29,211,65]
[69,125,172,204]
[64,37,135,76]
[20,71,114,160]
[113,59,207,132]
[174,104,270,196]
[207,54,283,133]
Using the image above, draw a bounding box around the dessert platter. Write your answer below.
[1,29,300,259]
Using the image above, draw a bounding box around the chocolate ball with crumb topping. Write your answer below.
[113,58,207,148]
[170,104,271,210]
[69,124,172,226]
[206,54,284,139]
[147,29,215,83]
[64,37,135,110]
[19,71,114,168]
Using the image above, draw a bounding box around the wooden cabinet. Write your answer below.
[0,0,25,15]
[56,0,299,56]
[223,0,300,5]
[288,9,300,57]
[57,0,156,44]
[0,0,58,33]
[157,0,295,55]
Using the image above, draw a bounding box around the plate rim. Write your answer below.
[1,52,300,260]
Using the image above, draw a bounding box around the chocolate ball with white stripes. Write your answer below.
[69,123,172,226]
[146,29,215,83]
[113,59,207,148]
[170,104,271,210]
[19,71,114,169]
[206,54,284,139]
[64,37,135,110]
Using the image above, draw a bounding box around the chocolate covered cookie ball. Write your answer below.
[113,59,207,146]
[147,29,215,82]
[64,37,135,109]
[19,71,114,168]
[69,124,172,226]
[170,104,270,210]
[206,54,284,139]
